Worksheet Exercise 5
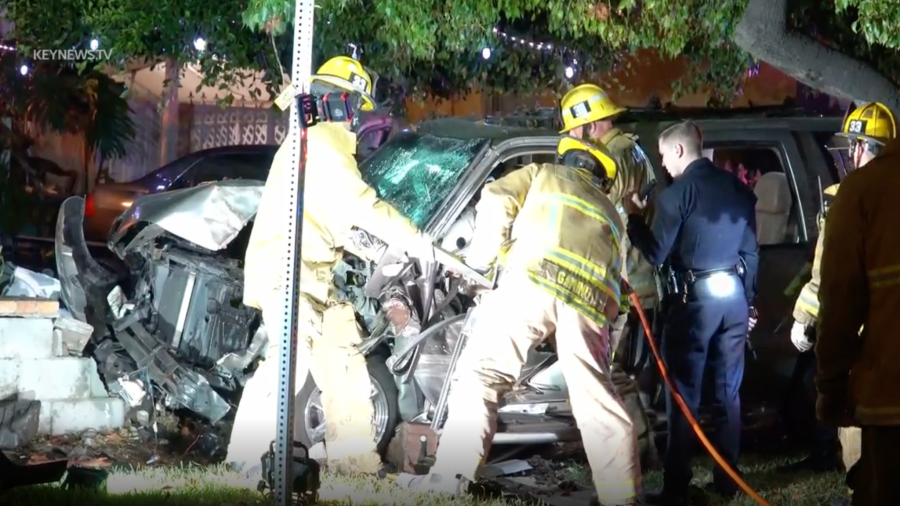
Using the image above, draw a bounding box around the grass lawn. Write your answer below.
[1,454,847,506]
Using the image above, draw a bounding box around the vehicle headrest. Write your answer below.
[754,172,792,214]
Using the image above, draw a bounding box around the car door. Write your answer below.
[701,128,818,408]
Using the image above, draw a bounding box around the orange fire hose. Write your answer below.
[629,292,774,506]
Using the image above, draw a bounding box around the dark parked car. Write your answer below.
[81,145,279,243]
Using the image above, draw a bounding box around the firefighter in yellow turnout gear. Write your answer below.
[776,182,843,476]
[226,56,432,477]
[560,83,659,466]
[816,101,900,506]
[793,185,840,339]
[399,137,641,505]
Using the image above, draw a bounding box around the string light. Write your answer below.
[90,39,99,50]
[491,27,568,54]
[489,26,581,81]
[194,37,206,51]
[19,64,28,75]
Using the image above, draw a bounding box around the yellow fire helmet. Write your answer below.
[837,101,898,146]
[311,55,376,111]
[559,84,627,134]
[557,136,618,192]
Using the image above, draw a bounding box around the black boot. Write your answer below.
[641,489,693,506]
[776,455,841,474]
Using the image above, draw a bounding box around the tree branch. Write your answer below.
[733,0,900,116]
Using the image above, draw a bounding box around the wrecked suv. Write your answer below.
[54,114,835,454]
[55,119,593,454]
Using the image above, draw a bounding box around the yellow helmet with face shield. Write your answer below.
[311,55,377,112]
[557,136,618,193]
[831,102,898,172]
[838,101,898,145]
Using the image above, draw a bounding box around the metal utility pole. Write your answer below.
[273,0,315,504]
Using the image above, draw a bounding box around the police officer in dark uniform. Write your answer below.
[623,121,759,505]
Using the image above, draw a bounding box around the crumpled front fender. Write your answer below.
[55,196,121,327]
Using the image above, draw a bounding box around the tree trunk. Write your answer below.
[733,0,900,117]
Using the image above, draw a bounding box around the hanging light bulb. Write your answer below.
[90,39,99,50]
[565,66,574,79]
[194,37,207,51]
[482,47,491,59]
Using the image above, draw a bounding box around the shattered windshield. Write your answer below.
[360,132,488,229]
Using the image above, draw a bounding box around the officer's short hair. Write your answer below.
[659,120,703,154]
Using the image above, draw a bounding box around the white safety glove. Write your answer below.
[791,321,814,353]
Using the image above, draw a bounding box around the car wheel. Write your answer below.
[294,354,399,454]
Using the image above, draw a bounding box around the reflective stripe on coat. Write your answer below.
[466,163,626,328]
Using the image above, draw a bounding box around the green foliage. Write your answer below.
[251,0,755,103]
[836,0,900,51]
[803,0,900,84]
[8,0,900,104]
[254,0,900,103]
[6,0,285,102]
[0,53,135,161]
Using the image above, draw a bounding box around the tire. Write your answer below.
[294,353,400,454]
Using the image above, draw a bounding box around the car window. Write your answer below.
[360,132,488,229]
[173,152,274,189]
[813,132,850,183]
[706,144,799,246]
[486,153,557,182]
[133,156,200,192]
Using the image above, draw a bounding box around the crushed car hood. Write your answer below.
[109,180,264,254]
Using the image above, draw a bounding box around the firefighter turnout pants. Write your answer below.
[430,276,641,505]
[844,426,900,506]
[226,294,381,475]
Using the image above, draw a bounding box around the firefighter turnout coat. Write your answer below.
[601,128,659,308]
[816,138,900,425]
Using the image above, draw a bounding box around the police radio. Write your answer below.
[640,180,658,202]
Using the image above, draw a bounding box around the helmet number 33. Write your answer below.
[848,119,867,134]
[349,73,367,92]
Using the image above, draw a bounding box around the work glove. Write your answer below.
[790,321,814,353]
